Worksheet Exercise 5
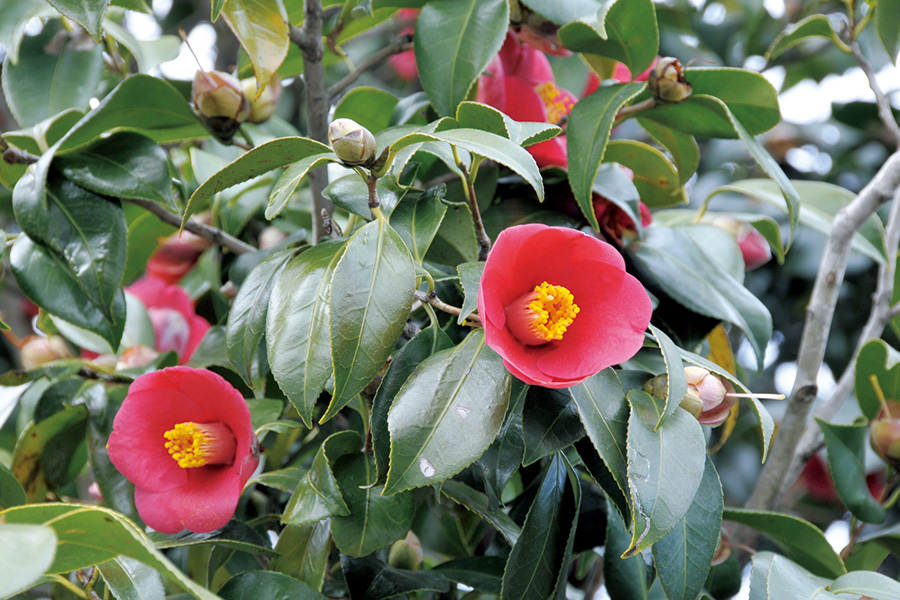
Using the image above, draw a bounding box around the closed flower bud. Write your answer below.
[240,77,282,124]
[644,367,737,427]
[871,401,900,463]
[116,345,159,371]
[20,335,73,369]
[647,57,692,103]
[328,118,376,165]
[192,70,250,142]
[387,532,423,571]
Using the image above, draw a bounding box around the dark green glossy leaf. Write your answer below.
[55,132,176,211]
[517,0,599,24]
[98,556,166,600]
[476,380,526,509]
[270,522,331,591]
[0,462,26,509]
[425,199,478,265]
[217,571,327,600]
[878,0,900,65]
[391,184,448,264]
[625,390,705,556]
[334,87,399,134]
[226,249,293,387]
[604,499,647,600]
[638,119,699,186]
[329,219,415,418]
[268,240,346,426]
[341,553,451,600]
[766,14,851,62]
[267,153,341,219]
[415,0,508,116]
[724,508,846,578]
[648,324,687,429]
[455,101,560,147]
[522,385,584,466]
[816,418,885,524]
[149,521,275,556]
[441,479,521,546]
[652,456,723,600]
[332,453,414,557]
[46,0,110,39]
[558,0,658,75]
[385,330,511,495]
[567,82,645,229]
[500,454,580,600]
[748,553,837,600]
[372,326,453,483]
[456,261,484,325]
[0,523,57,598]
[252,466,303,493]
[321,174,402,219]
[433,556,506,595]
[604,140,686,208]
[221,0,289,92]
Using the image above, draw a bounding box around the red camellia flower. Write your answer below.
[477,224,652,388]
[388,9,419,81]
[107,367,259,533]
[127,277,210,364]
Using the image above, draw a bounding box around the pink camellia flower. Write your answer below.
[478,31,577,169]
[107,367,259,533]
[127,277,210,364]
[582,59,658,97]
[477,224,652,388]
[388,10,419,81]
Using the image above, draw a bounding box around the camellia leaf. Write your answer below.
[567,82,645,230]
[724,508,846,578]
[385,329,511,495]
[476,381,526,509]
[270,521,332,591]
[648,324,688,430]
[816,418,886,525]
[604,140,686,208]
[652,456,723,600]
[415,0,509,117]
[334,86,400,134]
[0,462,26,509]
[226,249,293,388]
[97,556,166,600]
[604,499,647,600]
[217,571,327,600]
[856,339,900,420]
[558,0,658,76]
[0,0,57,65]
[625,390,705,556]
[457,261,484,324]
[321,174,403,219]
[441,480,521,546]
[268,240,346,427]
[220,0,289,93]
[829,570,900,600]
[391,184,449,265]
[328,219,415,419]
[766,14,851,62]
[341,554,451,600]
[150,521,275,556]
[266,153,340,219]
[522,385,584,466]
[433,556,506,596]
[638,119,700,186]
[45,0,111,40]
[0,523,57,598]
[500,454,581,600]
[455,101,561,147]
[877,0,900,65]
[749,553,838,600]
[101,20,180,74]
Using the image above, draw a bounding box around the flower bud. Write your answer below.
[871,401,900,462]
[328,118,376,165]
[240,77,282,124]
[259,226,288,250]
[387,532,423,571]
[644,367,736,427]
[20,335,73,369]
[116,345,160,371]
[647,57,692,103]
[192,70,250,142]
[709,216,771,270]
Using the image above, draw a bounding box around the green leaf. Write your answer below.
[98,556,166,600]
[817,418,886,524]
[226,249,293,387]
[101,20,180,74]
[766,14,851,62]
[652,456,723,600]
[1,21,103,128]
[218,571,328,600]
[329,219,416,418]
[638,119,699,186]
[268,240,346,426]
[390,184,449,264]
[372,325,453,483]
[385,330,511,495]
[856,339,900,420]
[341,554,451,600]
[334,87,400,134]
[829,570,900,600]
[476,380,526,508]
[569,370,629,513]
[321,174,402,219]
[46,0,110,40]
[441,480,521,546]
[415,0,508,116]
[877,0,900,64]
[500,454,580,600]
[630,226,772,369]
[425,199,479,265]
[331,453,414,557]
[457,261,484,325]
[604,500,647,600]
[749,553,837,600]
[522,386,584,466]
[707,179,885,264]
[604,140,686,208]
[724,508,846,578]
[648,324,687,430]
[270,522,331,591]
[0,462,26,509]
[0,504,222,600]
[625,390,706,556]
[567,82,645,229]
[266,153,339,219]
[455,101,560,147]
[0,523,57,598]
[55,132,177,211]
[149,521,276,556]
[558,0,658,75]
[433,556,505,595]
[221,0,289,92]
[0,0,57,64]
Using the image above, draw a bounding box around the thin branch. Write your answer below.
[0,136,39,165]
[742,150,900,516]
[328,34,414,100]
[413,290,481,325]
[456,153,491,261]
[123,197,256,255]
[851,40,900,148]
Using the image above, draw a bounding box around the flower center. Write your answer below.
[163,421,237,468]
[506,281,580,346]
[535,81,575,124]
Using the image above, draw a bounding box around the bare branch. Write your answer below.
[329,35,414,100]
[851,41,900,148]
[413,290,481,325]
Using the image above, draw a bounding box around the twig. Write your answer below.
[123,197,256,255]
[328,35,414,100]
[289,3,331,244]
[614,97,657,122]
[850,40,900,148]
[455,152,491,261]
[743,150,900,517]
[0,136,39,165]
[413,290,481,325]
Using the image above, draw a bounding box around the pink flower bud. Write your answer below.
[710,216,772,270]
[116,345,159,371]
[644,367,737,427]
[240,77,282,124]
[871,401,900,462]
[328,118,377,165]
[20,335,73,369]
[647,57,692,103]
[192,70,250,142]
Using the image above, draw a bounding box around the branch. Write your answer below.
[328,34,414,100]
[851,40,900,148]
[289,2,331,244]
[413,290,481,325]
[743,150,900,515]
[123,197,256,255]
[0,136,39,165]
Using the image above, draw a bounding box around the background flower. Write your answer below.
[127,277,210,364]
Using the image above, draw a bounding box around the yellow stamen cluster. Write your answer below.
[507,281,580,346]
[535,81,575,124]
[163,421,236,469]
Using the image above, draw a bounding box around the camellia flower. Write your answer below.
[107,367,259,533]
[477,224,652,388]
[388,9,419,81]
[127,277,210,364]
[710,216,772,270]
